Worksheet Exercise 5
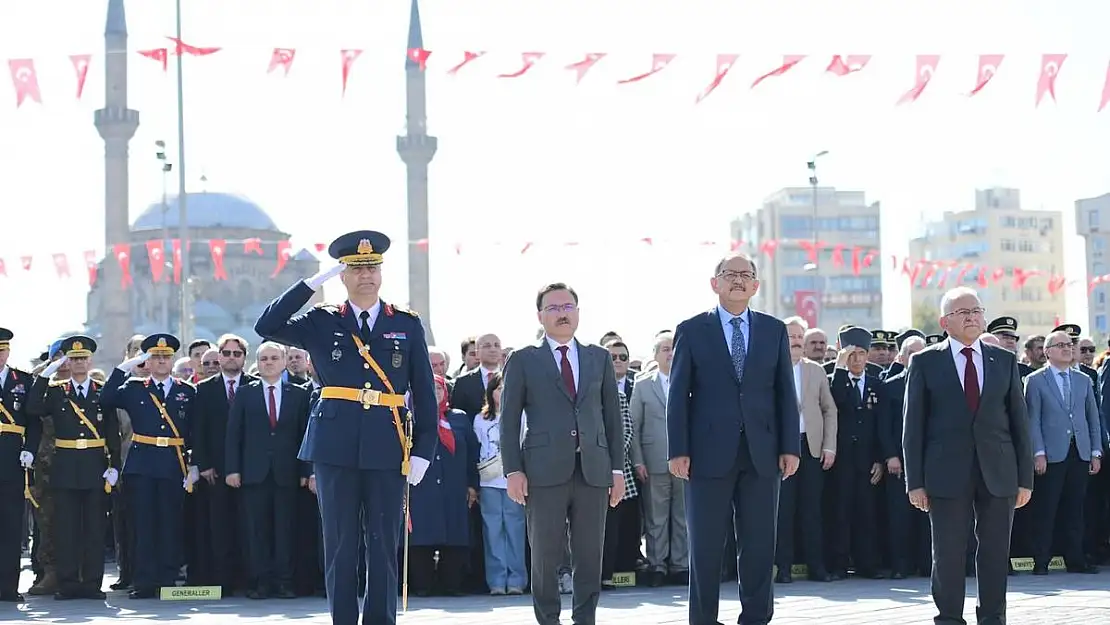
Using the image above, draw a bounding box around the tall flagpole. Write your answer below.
[174,0,191,343]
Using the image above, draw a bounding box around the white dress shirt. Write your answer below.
[151,376,173,396]
[263,381,283,421]
[658,371,670,401]
[544,336,620,475]
[716,306,751,354]
[0,365,8,388]
[222,373,242,401]
[350,300,381,333]
[480,366,499,389]
[72,379,89,398]
[793,361,805,434]
[948,338,984,392]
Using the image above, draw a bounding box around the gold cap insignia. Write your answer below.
[157,338,167,347]
[357,239,374,255]
[72,341,83,351]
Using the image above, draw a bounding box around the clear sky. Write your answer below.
[0,0,1107,366]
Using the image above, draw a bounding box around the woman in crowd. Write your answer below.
[472,372,528,595]
[601,392,641,587]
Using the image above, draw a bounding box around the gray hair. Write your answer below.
[939,286,980,315]
[782,316,809,331]
[257,341,287,356]
[899,336,926,356]
[427,346,449,362]
[652,332,674,353]
[804,327,827,340]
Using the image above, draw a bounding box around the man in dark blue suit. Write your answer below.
[254,230,437,625]
[99,333,198,599]
[668,252,800,625]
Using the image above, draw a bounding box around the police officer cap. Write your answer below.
[48,338,65,359]
[896,329,925,349]
[987,316,1019,336]
[839,327,872,351]
[0,327,12,351]
[870,330,894,346]
[1052,323,1081,339]
[61,335,98,359]
[141,333,181,356]
[328,230,391,267]
[837,324,856,333]
[925,334,944,345]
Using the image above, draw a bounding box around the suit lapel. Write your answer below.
[538,338,576,405]
[650,372,666,407]
[338,301,362,339]
[703,309,741,386]
[278,383,296,427]
[575,339,592,407]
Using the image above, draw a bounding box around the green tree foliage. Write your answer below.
[911,300,943,336]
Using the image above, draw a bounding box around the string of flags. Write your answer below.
[0,236,1099,296]
[4,43,1107,108]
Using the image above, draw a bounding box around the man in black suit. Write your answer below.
[225,342,311,600]
[903,286,1033,625]
[192,334,253,593]
[450,333,501,418]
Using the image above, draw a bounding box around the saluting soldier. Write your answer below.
[880,329,924,381]
[26,336,120,600]
[255,230,437,625]
[100,334,199,599]
[27,338,67,596]
[0,328,39,603]
[989,316,1035,379]
[823,325,883,378]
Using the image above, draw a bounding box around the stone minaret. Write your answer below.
[396,0,437,343]
[94,0,139,362]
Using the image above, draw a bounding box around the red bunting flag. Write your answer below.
[826,55,871,76]
[1099,61,1110,112]
[447,51,486,75]
[1035,53,1066,106]
[69,54,91,99]
[0,259,6,277]
[341,49,363,96]
[794,290,819,330]
[520,242,533,255]
[268,48,296,76]
[850,246,863,276]
[750,55,806,88]
[831,244,845,268]
[166,37,221,56]
[8,59,41,107]
[1048,275,1067,296]
[565,53,606,84]
[52,253,70,278]
[113,244,133,287]
[20,256,32,272]
[171,239,183,284]
[406,48,430,71]
[954,263,972,285]
[799,240,823,263]
[209,239,228,280]
[969,54,1004,96]
[617,53,676,84]
[146,240,166,282]
[759,240,779,258]
[695,54,739,104]
[1011,268,1039,288]
[139,48,169,72]
[896,54,940,104]
[498,52,545,79]
[83,250,97,286]
[243,238,263,255]
[313,242,326,253]
[272,241,292,277]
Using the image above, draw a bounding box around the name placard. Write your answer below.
[159,585,223,600]
[609,572,636,587]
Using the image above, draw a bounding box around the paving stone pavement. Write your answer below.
[5,566,1109,623]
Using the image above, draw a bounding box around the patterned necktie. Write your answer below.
[227,379,236,403]
[556,345,576,400]
[1059,371,1072,409]
[729,317,747,381]
[268,386,278,430]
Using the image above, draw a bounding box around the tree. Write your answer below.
[911,300,943,335]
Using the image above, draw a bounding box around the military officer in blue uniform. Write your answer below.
[255,230,437,625]
[0,328,38,602]
[100,333,198,599]
[988,316,1036,378]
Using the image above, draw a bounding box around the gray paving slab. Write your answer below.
[5,566,1109,623]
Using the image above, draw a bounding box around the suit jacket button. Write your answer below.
[436,478,441,485]
[570,429,577,437]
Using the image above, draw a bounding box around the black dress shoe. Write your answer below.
[808,572,834,582]
[0,592,24,602]
[667,571,689,586]
[773,571,792,584]
[247,588,267,600]
[1067,564,1100,574]
[891,571,907,580]
[1031,566,1049,576]
[647,571,665,587]
[83,589,107,600]
[274,585,296,599]
[110,580,132,591]
[129,588,156,599]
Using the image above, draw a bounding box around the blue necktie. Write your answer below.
[729,317,747,382]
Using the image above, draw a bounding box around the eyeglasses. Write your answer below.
[611,353,629,362]
[201,360,218,367]
[543,303,577,314]
[717,270,757,283]
[1046,341,1073,350]
[945,307,986,318]
[221,349,244,357]
[1080,346,1097,354]
[257,355,283,363]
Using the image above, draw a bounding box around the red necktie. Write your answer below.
[227,379,236,403]
[961,347,979,414]
[268,385,278,430]
[438,418,456,455]
[557,345,576,401]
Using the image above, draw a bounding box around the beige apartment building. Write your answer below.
[908,188,1064,339]
[1075,193,1110,341]
[731,187,883,333]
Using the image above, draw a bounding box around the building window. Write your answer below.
[1097,314,1107,333]
[999,239,1015,252]
[782,276,817,292]
[1095,261,1106,277]
[1094,237,1106,255]
[1097,291,1106,307]
[1091,210,1101,228]
[1018,239,1036,253]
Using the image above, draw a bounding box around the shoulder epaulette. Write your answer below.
[314,302,340,311]
[125,376,148,385]
[386,303,419,318]
[172,377,196,389]
[10,367,30,379]
[48,379,68,388]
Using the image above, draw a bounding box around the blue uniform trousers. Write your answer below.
[127,475,184,591]
[316,463,404,625]
[0,481,23,594]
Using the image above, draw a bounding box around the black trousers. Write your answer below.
[1083,451,1110,557]
[127,475,184,591]
[111,482,133,583]
[54,487,107,593]
[928,455,1014,625]
[294,486,323,595]
[885,469,931,575]
[775,441,827,576]
[407,545,467,594]
[202,479,243,588]
[1032,443,1090,568]
[243,476,297,587]
[829,459,878,574]
[602,495,642,579]
[0,481,22,594]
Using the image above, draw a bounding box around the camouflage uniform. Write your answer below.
[27,401,57,594]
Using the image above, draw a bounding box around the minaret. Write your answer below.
[94,0,139,363]
[396,0,437,343]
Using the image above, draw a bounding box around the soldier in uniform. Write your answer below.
[100,334,198,599]
[823,325,883,378]
[988,316,1035,379]
[0,328,39,602]
[868,330,896,371]
[27,336,120,600]
[27,338,67,596]
[254,230,437,625]
[880,329,924,381]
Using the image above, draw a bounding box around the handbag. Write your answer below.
[477,454,504,482]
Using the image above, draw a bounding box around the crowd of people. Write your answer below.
[1,238,1108,625]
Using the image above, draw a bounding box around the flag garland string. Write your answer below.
[0,235,1098,296]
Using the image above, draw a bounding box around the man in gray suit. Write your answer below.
[500,283,625,625]
[1024,329,1103,574]
[629,331,688,587]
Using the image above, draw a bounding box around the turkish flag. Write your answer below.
[113,244,133,287]
[52,253,70,279]
[446,51,486,75]
[171,239,184,284]
[146,240,166,282]
[139,48,169,72]
[166,37,221,56]
[341,49,363,96]
[209,239,228,280]
[695,54,739,104]
[406,47,430,71]
[565,53,606,84]
[1099,61,1110,113]
[268,48,296,76]
[794,291,820,330]
[243,238,263,255]
[70,54,91,99]
[272,241,293,277]
[8,59,41,107]
[826,55,871,76]
[498,52,545,79]
[969,54,1004,96]
[617,53,676,84]
[896,55,940,105]
[751,55,805,88]
[83,250,98,286]
[1035,54,1067,106]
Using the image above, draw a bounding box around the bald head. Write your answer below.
[978,333,1001,347]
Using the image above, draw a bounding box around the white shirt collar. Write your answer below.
[349,300,381,326]
[221,372,242,385]
[716,305,749,326]
[0,365,8,386]
[949,337,982,358]
[545,336,577,355]
[1049,363,1071,376]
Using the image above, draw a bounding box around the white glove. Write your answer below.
[305,264,345,291]
[183,465,199,490]
[19,451,34,468]
[103,468,119,487]
[118,352,151,373]
[407,456,430,486]
[40,356,69,378]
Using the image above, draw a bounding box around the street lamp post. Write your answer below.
[805,150,829,328]
[156,141,173,331]
[174,0,191,345]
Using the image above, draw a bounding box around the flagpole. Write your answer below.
[174,0,191,343]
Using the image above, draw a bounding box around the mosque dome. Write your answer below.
[132,192,278,232]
